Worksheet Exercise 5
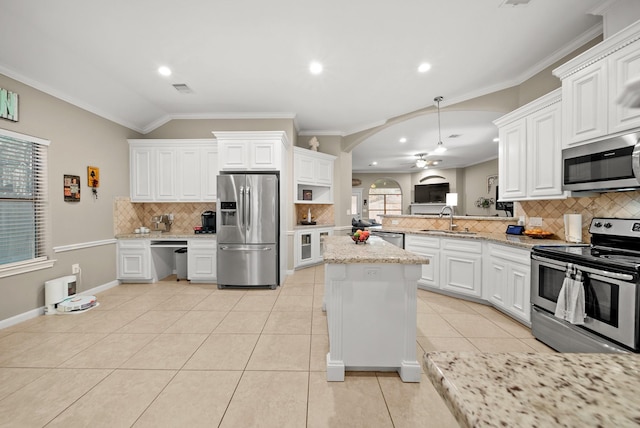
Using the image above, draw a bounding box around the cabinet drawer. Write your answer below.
[441,238,482,253]
[118,239,149,249]
[188,239,217,249]
[486,243,530,265]
[405,234,440,249]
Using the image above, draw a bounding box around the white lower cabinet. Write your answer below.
[187,239,217,282]
[295,227,333,268]
[440,238,483,298]
[484,243,531,324]
[117,240,152,281]
[404,234,440,289]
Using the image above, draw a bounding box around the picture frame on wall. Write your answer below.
[64,174,80,202]
[302,189,313,200]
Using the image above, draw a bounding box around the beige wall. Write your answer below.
[0,73,140,322]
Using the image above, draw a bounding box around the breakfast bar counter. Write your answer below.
[322,236,429,382]
[424,351,640,427]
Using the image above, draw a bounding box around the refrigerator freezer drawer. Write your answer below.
[217,244,277,287]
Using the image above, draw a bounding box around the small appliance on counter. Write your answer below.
[151,214,173,232]
[196,210,216,234]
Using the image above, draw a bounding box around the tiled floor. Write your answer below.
[0,265,554,427]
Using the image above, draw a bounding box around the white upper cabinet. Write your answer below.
[554,20,640,147]
[128,139,217,202]
[494,89,565,202]
[215,131,288,171]
[293,146,336,203]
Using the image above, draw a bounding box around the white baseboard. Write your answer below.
[0,279,121,330]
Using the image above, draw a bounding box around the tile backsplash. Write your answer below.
[114,197,215,235]
[295,204,335,225]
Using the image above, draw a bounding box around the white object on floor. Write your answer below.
[44,275,77,315]
[554,264,585,325]
[56,295,98,313]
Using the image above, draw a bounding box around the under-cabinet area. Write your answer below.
[117,237,216,283]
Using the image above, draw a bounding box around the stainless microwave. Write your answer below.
[562,132,640,192]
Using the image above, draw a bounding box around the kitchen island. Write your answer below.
[424,351,640,427]
[322,235,428,382]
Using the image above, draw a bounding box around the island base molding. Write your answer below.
[324,262,422,382]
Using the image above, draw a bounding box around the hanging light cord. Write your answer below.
[435,96,443,144]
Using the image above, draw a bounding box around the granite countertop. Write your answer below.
[380,227,568,249]
[322,235,429,264]
[424,351,640,428]
[116,232,216,239]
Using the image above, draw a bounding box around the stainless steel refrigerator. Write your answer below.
[216,173,279,288]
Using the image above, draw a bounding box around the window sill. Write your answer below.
[0,259,56,279]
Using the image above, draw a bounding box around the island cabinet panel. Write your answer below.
[404,234,440,289]
[117,240,152,281]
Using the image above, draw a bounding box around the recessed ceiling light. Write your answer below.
[399,137,407,143]
[493,137,500,142]
[309,61,323,75]
[418,63,431,73]
[371,161,378,166]
[158,66,172,77]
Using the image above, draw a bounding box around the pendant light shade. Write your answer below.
[433,96,447,153]
[416,158,427,168]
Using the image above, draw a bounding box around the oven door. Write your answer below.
[531,254,638,350]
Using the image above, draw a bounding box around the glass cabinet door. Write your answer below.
[300,232,313,262]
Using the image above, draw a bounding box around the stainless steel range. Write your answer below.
[531,217,640,354]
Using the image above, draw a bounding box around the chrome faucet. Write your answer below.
[439,205,457,231]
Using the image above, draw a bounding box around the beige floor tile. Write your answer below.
[467,337,537,352]
[220,371,308,428]
[313,282,325,296]
[1,332,106,368]
[0,368,111,427]
[378,373,459,428]
[134,370,242,428]
[92,294,136,310]
[440,313,514,338]
[232,295,277,311]
[279,282,315,295]
[417,336,480,352]
[272,295,314,311]
[102,283,156,296]
[310,334,329,371]
[285,273,316,285]
[311,311,328,335]
[192,293,243,311]
[520,338,557,353]
[214,311,269,334]
[179,282,218,294]
[246,334,310,371]
[18,310,103,333]
[47,369,175,428]
[478,310,534,338]
[70,310,142,333]
[416,298,435,313]
[184,333,259,370]
[427,297,479,314]
[0,367,49,401]
[158,293,209,310]
[163,310,227,333]
[263,311,312,334]
[116,310,187,333]
[416,313,461,338]
[58,333,157,368]
[115,294,175,313]
[121,333,208,369]
[307,371,393,428]
[0,332,62,363]
[312,294,325,311]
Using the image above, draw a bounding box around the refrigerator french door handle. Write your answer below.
[220,246,272,251]
[239,186,245,227]
[246,186,251,231]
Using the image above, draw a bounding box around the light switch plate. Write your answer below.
[529,217,543,227]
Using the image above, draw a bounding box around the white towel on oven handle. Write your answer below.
[554,263,586,325]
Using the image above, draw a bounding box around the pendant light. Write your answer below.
[433,96,447,154]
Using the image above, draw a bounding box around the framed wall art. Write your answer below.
[64,174,80,202]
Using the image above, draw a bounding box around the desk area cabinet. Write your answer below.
[295,227,333,268]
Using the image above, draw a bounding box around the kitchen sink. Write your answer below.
[420,229,477,235]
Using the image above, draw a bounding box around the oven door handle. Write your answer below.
[531,254,636,281]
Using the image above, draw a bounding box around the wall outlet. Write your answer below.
[529,217,543,227]
[72,264,80,274]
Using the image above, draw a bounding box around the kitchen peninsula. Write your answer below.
[322,235,428,382]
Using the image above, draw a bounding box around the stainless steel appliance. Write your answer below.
[370,230,404,248]
[151,214,173,232]
[196,210,216,234]
[562,131,640,192]
[217,173,279,288]
[531,217,640,353]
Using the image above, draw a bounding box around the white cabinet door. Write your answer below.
[485,243,531,324]
[117,240,151,280]
[527,102,563,198]
[507,262,531,323]
[404,234,440,289]
[177,147,202,201]
[219,141,248,170]
[130,146,154,202]
[315,158,333,185]
[486,256,507,308]
[295,154,315,184]
[218,137,282,171]
[498,119,527,200]
[202,147,218,201]
[156,148,177,201]
[250,141,278,170]
[296,230,315,267]
[440,238,482,298]
[188,239,217,281]
[608,44,640,134]
[562,61,608,146]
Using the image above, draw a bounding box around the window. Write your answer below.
[0,128,51,278]
[368,179,402,223]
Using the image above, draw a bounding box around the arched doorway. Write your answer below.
[368,178,402,223]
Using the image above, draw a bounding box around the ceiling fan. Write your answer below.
[412,153,442,169]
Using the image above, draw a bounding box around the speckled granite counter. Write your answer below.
[116,233,215,239]
[424,351,640,428]
[322,235,429,264]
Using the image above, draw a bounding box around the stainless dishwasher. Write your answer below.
[370,230,404,248]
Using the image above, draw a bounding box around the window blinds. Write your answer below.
[0,130,49,266]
